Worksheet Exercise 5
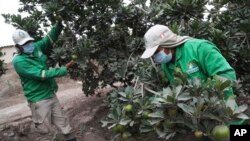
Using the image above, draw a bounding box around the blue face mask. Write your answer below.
[153,50,172,64]
[22,42,34,54]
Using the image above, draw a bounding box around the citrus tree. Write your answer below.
[2,0,250,140]
[2,0,249,96]
[3,0,147,96]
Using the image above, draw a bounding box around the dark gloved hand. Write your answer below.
[65,60,76,69]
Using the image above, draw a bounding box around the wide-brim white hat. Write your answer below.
[141,25,190,59]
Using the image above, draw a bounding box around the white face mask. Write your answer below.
[22,42,34,54]
[153,50,172,64]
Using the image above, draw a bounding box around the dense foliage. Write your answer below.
[2,0,250,140]
[2,0,249,95]
[101,70,248,140]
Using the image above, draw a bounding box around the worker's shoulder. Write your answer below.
[185,38,213,45]
[184,38,216,49]
[12,54,25,64]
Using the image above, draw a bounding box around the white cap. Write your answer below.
[12,29,34,45]
[141,25,190,59]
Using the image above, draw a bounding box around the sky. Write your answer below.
[0,0,21,47]
[0,0,213,47]
[0,0,132,47]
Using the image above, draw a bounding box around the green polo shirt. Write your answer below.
[161,39,236,100]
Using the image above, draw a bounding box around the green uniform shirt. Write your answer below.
[161,39,236,100]
[12,22,67,102]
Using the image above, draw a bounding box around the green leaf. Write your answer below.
[129,121,135,126]
[234,104,248,114]
[236,113,249,120]
[220,80,231,91]
[119,118,131,125]
[148,111,165,118]
[175,85,183,98]
[118,92,127,97]
[148,119,163,125]
[181,120,195,130]
[125,86,133,95]
[177,93,192,101]
[151,97,167,104]
[202,113,223,122]
[192,78,201,87]
[108,123,117,129]
[139,126,153,133]
[114,107,122,119]
[166,96,174,103]
[163,87,173,97]
[177,103,195,115]
[165,132,176,140]
[101,120,115,127]
[138,110,143,114]
[226,98,237,111]
[108,113,115,119]
[155,128,167,138]
[118,97,129,101]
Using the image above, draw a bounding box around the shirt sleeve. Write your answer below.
[198,41,236,99]
[198,41,236,81]
[13,60,68,81]
[35,22,64,53]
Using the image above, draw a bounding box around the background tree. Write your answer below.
[4,0,250,95]
[3,0,249,95]
[2,0,249,140]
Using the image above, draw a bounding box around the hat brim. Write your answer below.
[140,45,159,59]
[19,37,34,46]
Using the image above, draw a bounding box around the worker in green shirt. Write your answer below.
[141,24,244,125]
[12,20,77,141]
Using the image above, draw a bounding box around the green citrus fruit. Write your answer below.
[166,96,174,102]
[194,131,203,138]
[55,15,62,21]
[121,132,130,139]
[164,121,175,129]
[124,104,133,112]
[167,108,177,117]
[212,125,230,141]
[142,111,150,118]
[71,54,78,60]
[111,126,119,132]
[116,124,125,132]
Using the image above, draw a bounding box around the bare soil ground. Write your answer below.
[0,64,250,141]
[0,64,113,141]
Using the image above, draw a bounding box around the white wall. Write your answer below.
[0,46,16,63]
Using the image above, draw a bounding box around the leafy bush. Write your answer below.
[101,69,249,140]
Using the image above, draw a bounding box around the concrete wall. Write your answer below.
[0,45,16,63]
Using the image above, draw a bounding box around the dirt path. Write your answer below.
[0,65,112,141]
[0,80,113,141]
